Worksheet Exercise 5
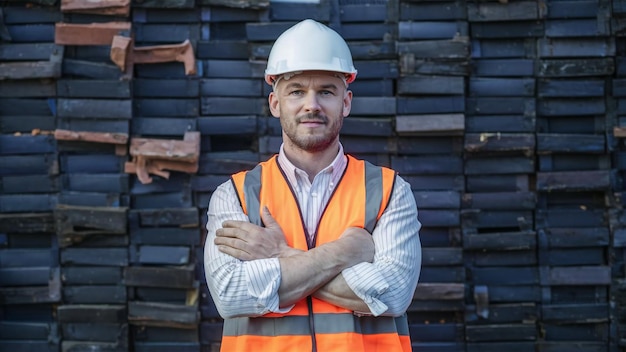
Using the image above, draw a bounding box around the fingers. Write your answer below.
[260,206,278,228]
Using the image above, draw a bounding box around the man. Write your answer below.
[204,19,422,352]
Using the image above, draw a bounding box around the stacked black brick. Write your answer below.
[0,4,62,352]
[394,0,468,350]
[462,2,539,351]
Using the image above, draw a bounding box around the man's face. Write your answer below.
[269,71,352,153]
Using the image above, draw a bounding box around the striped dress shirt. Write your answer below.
[204,143,422,318]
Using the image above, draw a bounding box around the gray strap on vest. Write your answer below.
[364,161,383,233]
[243,164,263,227]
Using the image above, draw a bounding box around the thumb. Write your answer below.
[261,206,278,228]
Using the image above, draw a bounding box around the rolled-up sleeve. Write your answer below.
[342,177,422,316]
[204,181,293,318]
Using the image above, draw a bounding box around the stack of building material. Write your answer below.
[394,0,468,350]
[533,0,613,350]
[0,4,62,352]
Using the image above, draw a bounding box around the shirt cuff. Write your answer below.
[244,258,294,314]
[342,262,389,316]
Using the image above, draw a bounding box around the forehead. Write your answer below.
[279,71,345,88]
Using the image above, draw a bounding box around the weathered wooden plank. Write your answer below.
[3,6,62,24]
[464,231,536,251]
[537,98,605,116]
[546,19,610,38]
[419,266,466,283]
[536,208,606,228]
[124,265,196,288]
[0,154,58,176]
[391,155,463,174]
[462,192,536,210]
[57,98,132,119]
[400,1,466,21]
[464,133,535,154]
[61,0,131,16]
[537,58,614,77]
[397,38,470,59]
[132,245,191,265]
[60,154,124,173]
[397,136,463,155]
[63,285,127,304]
[396,114,464,135]
[546,0,600,19]
[57,79,130,98]
[0,267,53,286]
[468,1,539,22]
[200,78,261,97]
[57,304,127,323]
[536,133,605,153]
[0,213,55,234]
[133,207,198,227]
[399,21,468,40]
[61,248,128,266]
[422,248,463,266]
[0,79,56,98]
[465,155,535,175]
[466,302,537,324]
[466,97,535,116]
[466,324,536,341]
[131,117,196,136]
[199,0,267,9]
[403,174,465,191]
[472,58,534,77]
[0,59,63,80]
[61,323,128,344]
[196,151,259,175]
[462,209,533,231]
[466,115,535,133]
[0,98,52,115]
[539,78,605,98]
[133,0,196,8]
[470,267,538,285]
[269,1,329,21]
[62,267,122,285]
[55,22,131,45]
[538,38,614,57]
[471,38,535,58]
[413,190,461,209]
[196,40,248,59]
[416,209,461,227]
[0,321,54,340]
[471,21,544,38]
[543,228,609,249]
[0,134,56,155]
[0,194,58,213]
[546,266,611,286]
[54,204,128,247]
[398,75,464,95]
[62,58,122,79]
[128,301,199,328]
[413,283,465,301]
[469,77,535,97]
[545,248,605,266]
[200,97,265,115]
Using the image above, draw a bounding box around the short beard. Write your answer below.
[283,112,341,152]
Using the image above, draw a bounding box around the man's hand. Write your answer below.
[215,206,302,261]
[336,227,375,265]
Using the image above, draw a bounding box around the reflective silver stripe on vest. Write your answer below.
[243,164,263,227]
[223,313,410,336]
[364,161,383,233]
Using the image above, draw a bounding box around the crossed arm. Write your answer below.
[204,178,421,318]
[215,206,374,311]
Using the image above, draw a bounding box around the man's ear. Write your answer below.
[269,92,280,118]
[342,90,353,117]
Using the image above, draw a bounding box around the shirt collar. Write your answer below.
[277,143,347,187]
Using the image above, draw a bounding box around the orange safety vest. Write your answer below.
[223,154,412,352]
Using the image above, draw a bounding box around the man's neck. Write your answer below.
[283,144,340,182]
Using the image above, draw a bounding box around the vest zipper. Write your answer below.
[307,296,317,352]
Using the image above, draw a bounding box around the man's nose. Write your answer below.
[304,92,322,112]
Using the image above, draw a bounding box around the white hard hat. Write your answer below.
[264,19,357,86]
